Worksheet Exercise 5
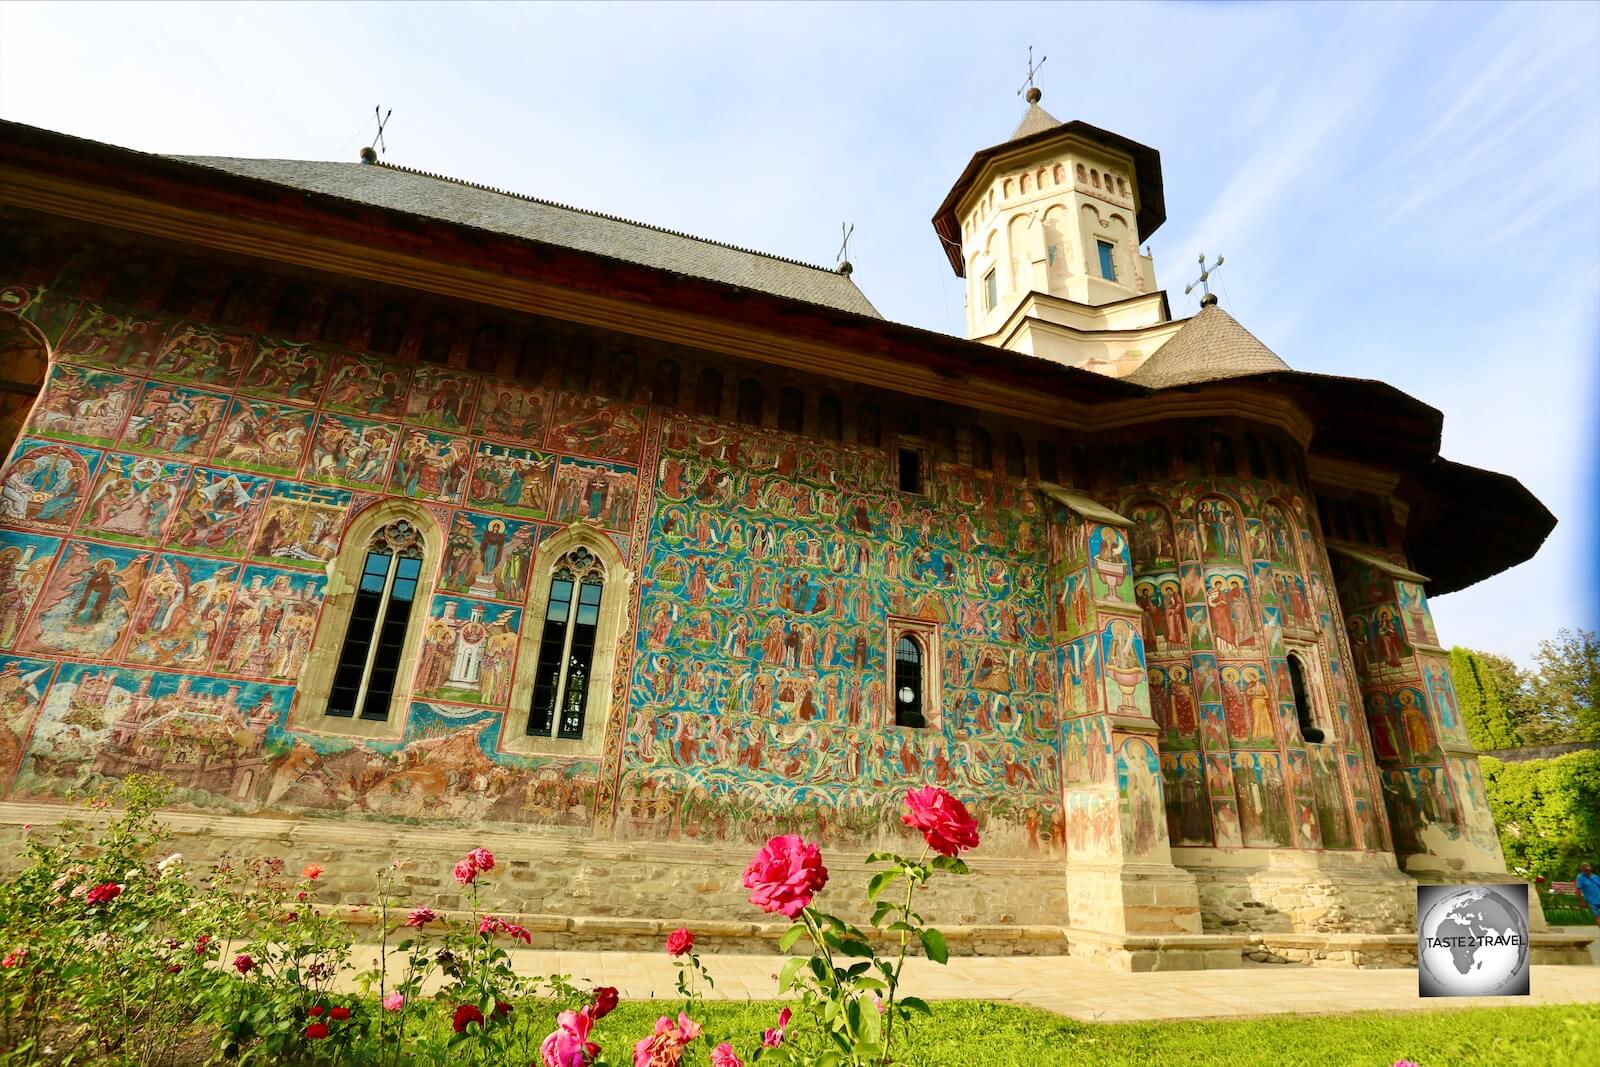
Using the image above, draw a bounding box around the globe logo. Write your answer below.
[1417,884,1530,997]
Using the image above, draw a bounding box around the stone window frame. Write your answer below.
[502,522,633,758]
[1283,637,1334,745]
[291,499,444,741]
[885,616,941,731]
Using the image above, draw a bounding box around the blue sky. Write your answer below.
[2,1,1595,663]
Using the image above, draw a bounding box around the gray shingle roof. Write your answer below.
[168,155,881,319]
[1125,301,1291,388]
[1010,101,1063,141]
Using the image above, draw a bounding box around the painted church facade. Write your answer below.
[0,99,1578,968]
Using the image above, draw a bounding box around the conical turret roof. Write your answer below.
[1126,301,1290,388]
[1010,93,1063,141]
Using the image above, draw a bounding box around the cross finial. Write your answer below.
[1184,252,1225,305]
[1017,46,1047,100]
[835,222,855,275]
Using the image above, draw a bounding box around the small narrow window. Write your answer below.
[778,387,805,433]
[1210,433,1237,477]
[895,636,926,728]
[1096,241,1117,281]
[737,378,764,425]
[528,547,606,740]
[983,269,998,310]
[1245,434,1268,480]
[1287,653,1324,743]
[326,521,425,722]
[1003,432,1026,477]
[1037,441,1059,484]
[1266,439,1288,483]
[897,447,923,494]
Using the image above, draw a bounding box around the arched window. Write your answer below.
[527,546,605,739]
[1003,432,1026,477]
[970,427,992,470]
[653,360,681,407]
[737,377,764,425]
[326,519,426,721]
[894,636,926,728]
[695,368,723,416]
[509,530,631,754]
[562,340,595,392]
[778,387,805,433]
[1287,651,1325,743]
[818,393,843,441]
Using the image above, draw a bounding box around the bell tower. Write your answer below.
[933,88,1182,376]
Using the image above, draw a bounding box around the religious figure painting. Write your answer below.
[123,554,240,668]
[150,322,249,388]
[471,378,552,444]
[1211,797,1243,848]
[1231,751,1289,847]
[24,364,138,446]
[1197,496,1244,563]
[214,566,325,681]
[1161,750,1213,845]
[1059,633,1100,716]
[322,352,410,419]
[405,366,479,433]
[166,468,269,559]
[438,510,538,602]
[238,336,329,405]
[0,531,59,651]
[211,399,313,477]
[249,480,350,569]
[1116,736,1163,860]
[1126,501,1176,569]
[304,413,398,490]
[55,304,166,372]
[1218,662,1277,747]
[1099,618,1148,716]
[1066,790,1117,861]
[390,429,471,505]
[1395,581,1437,646]
[1198,703,1228,753]
[467,442,556,518]
[1394,687,1439,763]
[1419,654,1468,745]
[415,595,522,707]
[552,457,637,529]
[1088,525,1131,603]
[1310,745,1354,850]
[1203,567,1261,657]
[0,653,56,777]
[0,438,99,531]
[547,391,648,463]
[77,452,189,545]
[117,382,228,459]
[18,540,150,659]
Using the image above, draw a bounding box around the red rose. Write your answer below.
[329,1006,350,1021]
[85,882,122,906]
[664,927,694,957]
[492,1000,512,1019]
[591,985,620,1019]
[468,847,495,873]
[308,1005,325,1017]
[233,954,255,974]
[304,1022,329,1040]
[452,1004,485,1033]
[303,864,323,880]
[901,787,980,857]
[453,858,478,886]
[742,834,828,918]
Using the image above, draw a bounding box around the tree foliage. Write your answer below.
[1450,647,1522,750]
[1480,750,1600,883]
[1529,628,1600,743]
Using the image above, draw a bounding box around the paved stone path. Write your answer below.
[425,949,1600,1022]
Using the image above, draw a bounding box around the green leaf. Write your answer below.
[866,868,899,902]
[900,995,933,1015]
[930,855,970,875]
[778,923,806,953]
[865,851,900,864]
[778,956,806,993]
[870,900,895,927]
[920,928,948,965]
[837,938,875,958]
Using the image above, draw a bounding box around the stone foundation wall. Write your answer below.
[0,802,1069,954]
[1177,849,1417,935]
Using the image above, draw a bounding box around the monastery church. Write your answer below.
[0,85,1584,970]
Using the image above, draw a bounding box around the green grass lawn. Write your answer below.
[424,1000,1599,1066]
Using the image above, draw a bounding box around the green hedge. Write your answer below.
[1480,749,1600,884]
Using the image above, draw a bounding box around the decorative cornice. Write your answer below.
[1308,455,1402,495]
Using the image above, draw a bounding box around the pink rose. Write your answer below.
[405,907,436,927]
[383,992,405,1012]
[302,864,323,880]
[540,1007,599,1067]
[664,927,694,957]
[742,834,828,918]
[478,915,533,944]
[468,847,495,872]
[2,949,28,969]
[453,858,478,885]
[762,1007,792,1048]
[711,1042,744,1067]
[85,882,123,906]
[902,786,980,856]
[633,1013,699,1067]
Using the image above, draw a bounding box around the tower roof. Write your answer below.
[1125,301,1290,388]
[932,94,1166,276]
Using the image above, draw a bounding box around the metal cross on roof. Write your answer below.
[371,106,393,155]
[1017,46,1048,96]
[836,222,855,266]
[1184,252,1225,301]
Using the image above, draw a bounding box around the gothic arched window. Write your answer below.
[1287,650,1325,744]
[527,546,606,740]
[894,635,926,728]
[326,520,426,721]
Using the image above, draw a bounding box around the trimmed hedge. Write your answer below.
[1480,749,1600,884]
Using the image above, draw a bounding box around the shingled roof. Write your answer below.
[169,155,882,319]
[1125,300,1290,388]
[1010,98,1064,141]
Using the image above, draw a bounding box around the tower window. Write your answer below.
[983,269,998,310]
[1287,651,1325,744]
[528,547,605,740]
[894,636,926,728]
[897,447,924,494]
[327,521,425,722]
[1097,241,1117,281]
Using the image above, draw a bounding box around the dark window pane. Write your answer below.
[361,591,415,721]
[895,636,925,728]
[898,449,921,493]
[528,580,575,736]
[558,579,604,738]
